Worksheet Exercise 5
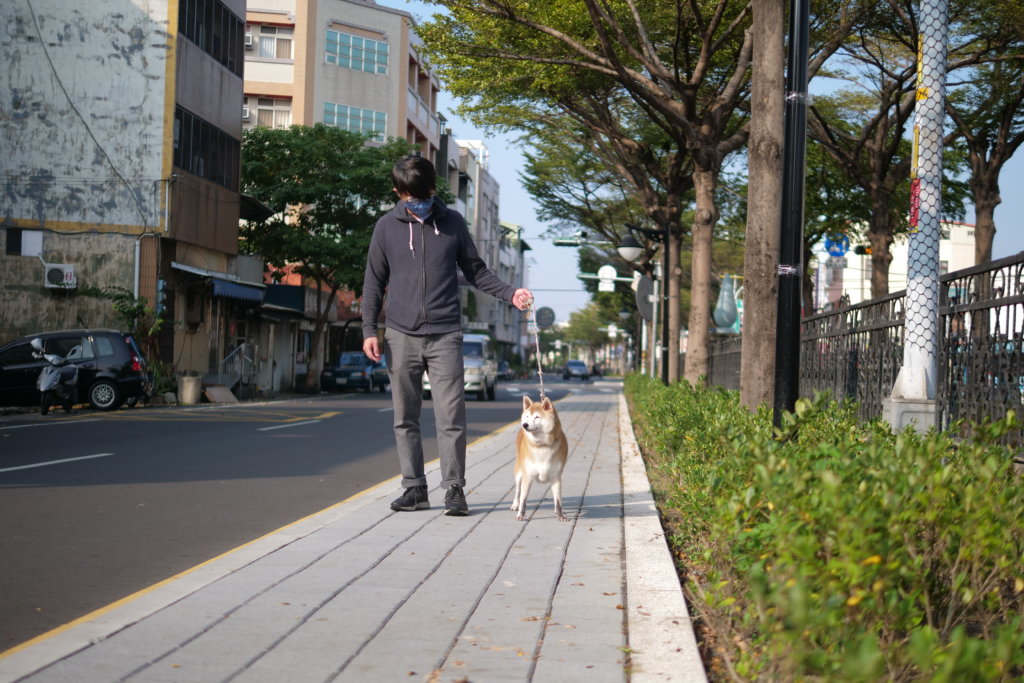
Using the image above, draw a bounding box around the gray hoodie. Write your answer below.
[361,197,516,339]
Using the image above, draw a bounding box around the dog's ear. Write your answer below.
[542,397,553,411]
[522,395,533,409]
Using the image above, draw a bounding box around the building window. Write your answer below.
[248,97,291,129]
[173,106,240,190]
[5,228,22,256]
[179,0,244,76]
[253,25,293,60]
[325,30,388,75]
[323,102,386,141]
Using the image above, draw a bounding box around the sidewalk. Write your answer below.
[0,386,705,683]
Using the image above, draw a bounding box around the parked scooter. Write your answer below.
[30,338,78,415]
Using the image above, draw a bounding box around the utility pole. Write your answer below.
[883,0,948,431]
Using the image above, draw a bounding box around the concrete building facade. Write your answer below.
[1,0,264,395]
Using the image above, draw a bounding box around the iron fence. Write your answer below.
[706,250,1024,442]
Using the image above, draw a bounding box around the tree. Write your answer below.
[417,0,754,384]
[240,124,411,390]
[946,60,1024,263]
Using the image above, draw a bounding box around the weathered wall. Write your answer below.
[0,230,138,342]
[0,0,170,232]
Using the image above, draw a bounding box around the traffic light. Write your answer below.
[854,245,872,255]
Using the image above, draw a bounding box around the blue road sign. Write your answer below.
[824,234,850,257]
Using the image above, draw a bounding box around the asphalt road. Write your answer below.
[0,378,574,652]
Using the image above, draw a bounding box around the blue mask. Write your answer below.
[405,198,433,218]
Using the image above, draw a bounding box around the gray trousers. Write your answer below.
[384,328,466,489]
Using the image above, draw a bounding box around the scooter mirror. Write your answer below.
[30,338,44,352]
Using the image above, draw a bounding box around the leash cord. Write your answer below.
[524,302,546,400]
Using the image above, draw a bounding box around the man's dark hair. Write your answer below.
[392,155,437,199]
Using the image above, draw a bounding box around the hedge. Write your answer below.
[624,374,1024,681]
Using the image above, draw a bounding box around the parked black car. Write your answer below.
[321,351,383,393]
[0,329,152,410]
[562,359,590,381]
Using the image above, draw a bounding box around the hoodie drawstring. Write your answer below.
[407,213,440,257]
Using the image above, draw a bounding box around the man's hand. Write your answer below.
[363,336,381,362]
[511,288,534,311]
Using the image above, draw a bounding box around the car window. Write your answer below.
[92,335,116,358]
[0,343,35,365]
[464,342,484,357]
[339,352,366,366]
[47,335,86,358]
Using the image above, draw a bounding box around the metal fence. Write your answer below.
[707,251,1024,441]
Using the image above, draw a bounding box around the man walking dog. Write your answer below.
[362,155,533,516]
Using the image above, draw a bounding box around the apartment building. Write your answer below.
[1,0,262,386]
[243,0,441,159]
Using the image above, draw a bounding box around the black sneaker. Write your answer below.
[391,485,429,511]
[444,485,468,516]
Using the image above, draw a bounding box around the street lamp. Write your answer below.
[618,223,669,385]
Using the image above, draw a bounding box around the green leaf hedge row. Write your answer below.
[624,374,1024,681]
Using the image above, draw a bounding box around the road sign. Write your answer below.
[826,256,848,269]
[535,306,556,329]
[824,234,850,257]
[635,275,654,321]
[597,265,617,292]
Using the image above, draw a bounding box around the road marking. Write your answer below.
[257,420,322,432]
[0,453,114,473]
[378,407,394,412]
[0,419,102,430]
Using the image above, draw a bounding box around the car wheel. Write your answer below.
[88,379,122,410]
[364,377,373,394]
[486,381,496,401]
[378,381,387,393]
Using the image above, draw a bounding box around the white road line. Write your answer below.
[0,452,114,473]
[0,419,102,430]
[258,420,322,432]
[378,407,394,412]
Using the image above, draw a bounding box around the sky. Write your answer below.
[389,0,1024,325]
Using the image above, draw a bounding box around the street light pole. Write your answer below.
[773,0,810,429]
[621,223,669,385]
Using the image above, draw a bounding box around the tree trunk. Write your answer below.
[740,0,785,410]
[685,167,718,385]
[867,211,894,298]
[973,184,1000,264]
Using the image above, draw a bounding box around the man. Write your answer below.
[362,156,533,516]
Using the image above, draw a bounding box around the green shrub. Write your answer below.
[624,376,1024,681]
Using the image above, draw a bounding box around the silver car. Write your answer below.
[422,333,497,401]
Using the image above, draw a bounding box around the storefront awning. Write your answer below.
[213,278,265,302]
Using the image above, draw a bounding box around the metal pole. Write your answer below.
[772,0,810,429]
[661,239,670,385]
[890,0,947,404]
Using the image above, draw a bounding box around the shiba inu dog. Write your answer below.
[512,395,569,521]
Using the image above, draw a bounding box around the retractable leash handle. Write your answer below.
[524,301,546,401]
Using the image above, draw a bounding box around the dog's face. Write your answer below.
[521,395,557,434]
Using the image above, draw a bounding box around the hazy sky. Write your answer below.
[390,0,1024,324]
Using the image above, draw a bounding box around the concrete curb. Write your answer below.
[619,393,707,682]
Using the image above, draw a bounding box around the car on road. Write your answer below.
[371,356,390,392]
[0,328,152,410]
[497,360,513,381]
[423,333,497,401]
[321,351,384,393]
[562,359,590,381]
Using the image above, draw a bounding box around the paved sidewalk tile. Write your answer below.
[2,386,705,683]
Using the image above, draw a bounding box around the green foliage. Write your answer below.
[625,376,1024,680]
[240,124,412,296]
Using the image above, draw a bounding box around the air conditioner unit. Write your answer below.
[244,33,253,48]
[43,263,77,289]
[242,106,251,121]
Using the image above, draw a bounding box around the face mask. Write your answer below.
[405,198,433,217]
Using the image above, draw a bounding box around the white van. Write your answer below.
[422,333,497,401]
